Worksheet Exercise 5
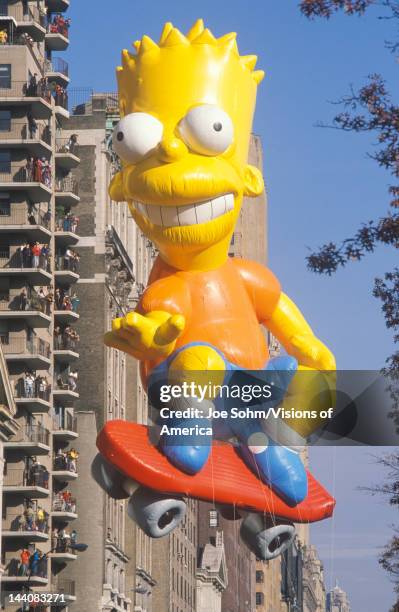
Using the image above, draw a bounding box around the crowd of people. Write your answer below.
[15,548,47,577]
[26,73,68,108]
[11,503,49,534]
[17,285,53,314]
[53,490,76,514]
[52,527,78,554]
[17,371,51,401]
[14,242,50,270]
[56,211,79,233]
[25,156,52,186]
[54,325,80,351]
[56,368,78,392]
[54,287,80,312]
[48,14,70,38]
[56,248,80,273]
[54,447,79,473]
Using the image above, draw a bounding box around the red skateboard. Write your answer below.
[96,420,335,523]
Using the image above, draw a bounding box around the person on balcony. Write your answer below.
[63,247,72,270]
[0,29,8,44]
[31,242,41,268]
[29,549,40,576]
[40,243,50,269]
[25,157,34,182]
[54,325,62,349]
[23,504,35,531]
[19,288,28,311]
[24,371,35,397]
[27,112,37,140]
[68,369,78,391]
[22,243,31,267]
[42,159,51,187]
[19,548,30,576]
[34,157,43,182]
[67,448,78,472]
[71,292,80,312]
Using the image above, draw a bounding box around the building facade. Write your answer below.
[59,92,157,612]
[326,582,351,612]
[0,0,81,608]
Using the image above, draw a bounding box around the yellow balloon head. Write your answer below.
[110,19,265,270]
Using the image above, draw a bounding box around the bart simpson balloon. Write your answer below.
[93,20,336,561]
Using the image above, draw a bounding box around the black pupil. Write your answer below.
[116,131,124,141]
[213,122,222,132]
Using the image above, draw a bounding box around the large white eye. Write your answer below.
[112,112,163,163]
[179,105,233,156]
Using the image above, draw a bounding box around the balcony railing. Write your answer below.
[0,336,51,359]
[0,4,46,27]
[55,177,78,195]
[46,20,70,40]
[0,207,50,227]
[0,121,51,144]
[55,336,79,352]
[45,57,69,77]
[3,467,49,488]
[0,249,50,271]
[53,453,78,473]
[53,412,77,433]
[53,492,76,514]
[0,80,52,100]
[55,138,78,155]
[55,215,79,233]
[8,424,50,446]
[15,379,51,402]
[6,508,49,533]
[53,578,75,597]
[0,163,52,186]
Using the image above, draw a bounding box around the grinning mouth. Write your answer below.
[133,194,234,228]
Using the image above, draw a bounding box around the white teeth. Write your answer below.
[133,193,234,228]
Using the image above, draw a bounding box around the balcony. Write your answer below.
[54,310,79,325]
[0,81,52,118]
[0,207,51,241]
[55,257,79,287]
[14,387,51,413]
[1,336,51,369]
[0,4,46,41]
[52,578,77,604]
[46,0,70,11]
[55,177,79,206]
[55,138,79,170]
[2,572,48,586]
[3,467,50,498]
[54,344,79,364]
[45,57,69,86]
[3,507,50,541]
[0,251,52,284]
[52,492,77,522]
[52,414,78,440]
[0,121,52,156]
[55,217,79,247]
[45,22,69,51]
[0,163,52,202]
[0,300,51,327]
[53,386,79,406]
[4,424,50,455]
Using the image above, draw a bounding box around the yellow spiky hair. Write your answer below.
[116,19,264,116]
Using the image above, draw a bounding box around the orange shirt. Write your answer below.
[139,257,281,384]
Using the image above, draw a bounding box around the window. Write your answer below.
[0,193,10,215]
[0,1,8,17]
[256,570,264,583]
[256,592,264,606]
[0,64,11,88]
[209,510,219,528]
[0,110,10,131]
[0,151,10,173]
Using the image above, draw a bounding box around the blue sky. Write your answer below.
[64,2,398,609]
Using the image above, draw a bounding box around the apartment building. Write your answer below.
[57,92,157,612]
[0,0,81,608]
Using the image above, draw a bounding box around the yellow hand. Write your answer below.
[104,310,185,361]
[290,334,336,371]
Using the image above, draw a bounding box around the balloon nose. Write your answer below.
[158,135,187,163]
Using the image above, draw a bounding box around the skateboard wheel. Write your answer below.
[91,453,130,499]
[127,486,186,538]
[240,513,295,560]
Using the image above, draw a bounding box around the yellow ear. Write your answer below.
[109,171,125,202]
[243,164,264,197]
